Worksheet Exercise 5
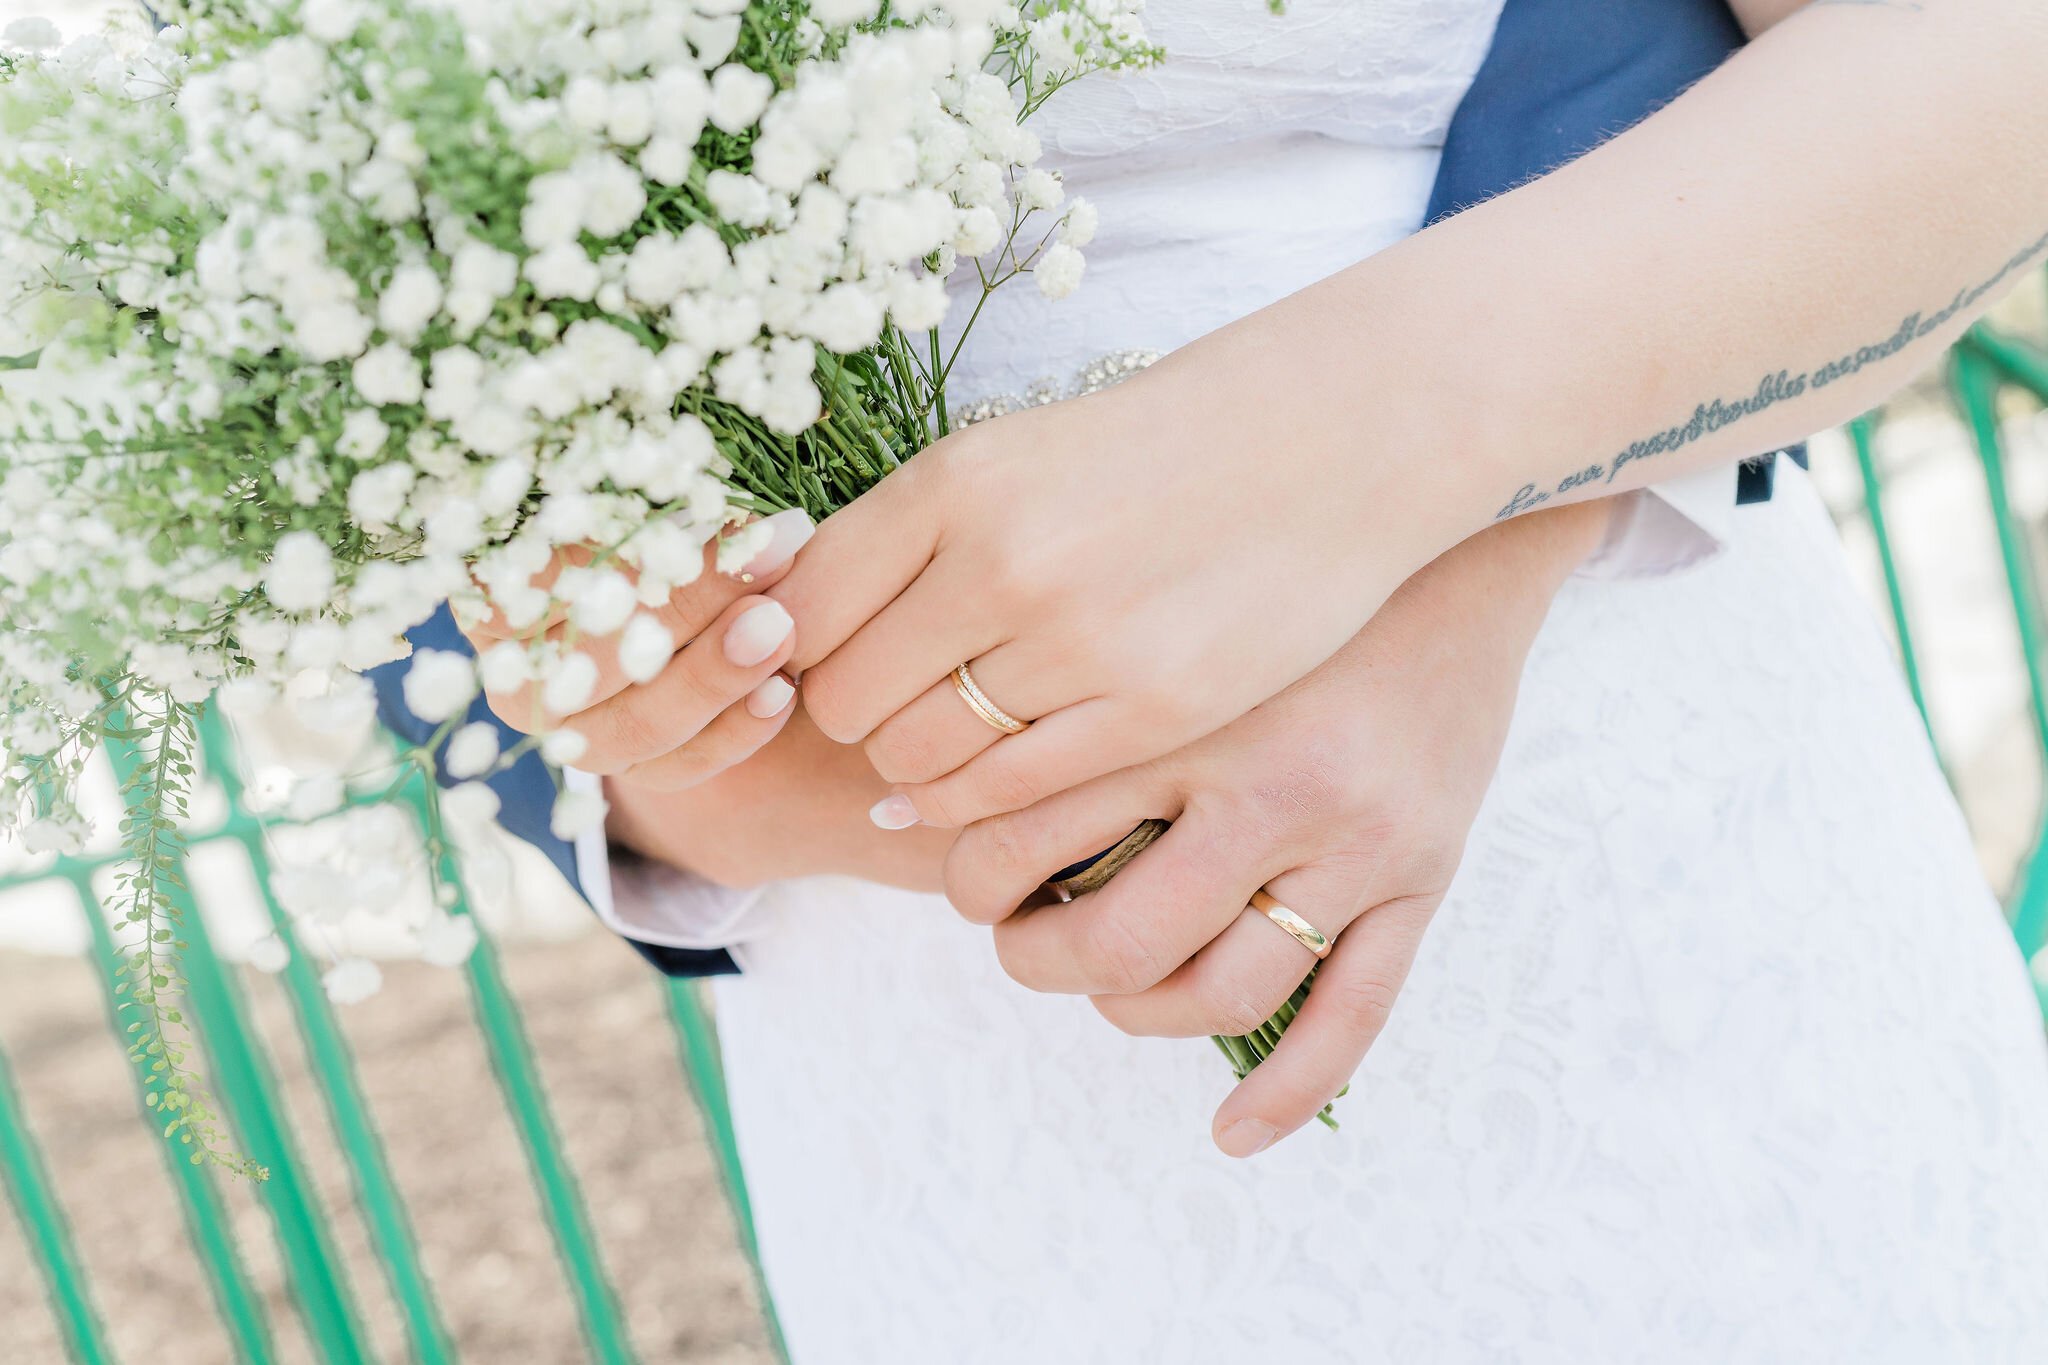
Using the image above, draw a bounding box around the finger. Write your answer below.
[795,565,1014,745]
[769,451,945,672]
[1209,893,1441,1158]
[941,764,1178,926]
[466,508,810,644]
[1090,864,1367,1039]
[564,595,796,774]
[989,808,1272,996]
[612,674,799,792]
[478,513,810,727]
[863,638,1055,784]
[892,696,1176,829]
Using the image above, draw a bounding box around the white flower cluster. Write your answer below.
[0,0,1151,985]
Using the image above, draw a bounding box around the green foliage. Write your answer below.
[111,692,266,1180]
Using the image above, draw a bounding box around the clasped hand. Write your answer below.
[478,370,1604,1156]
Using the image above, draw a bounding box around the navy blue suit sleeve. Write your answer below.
[368,605,739,978]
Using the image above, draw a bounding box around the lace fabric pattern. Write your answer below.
[714,470,2048,1364]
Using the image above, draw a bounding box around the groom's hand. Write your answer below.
[940,500,1613,1155]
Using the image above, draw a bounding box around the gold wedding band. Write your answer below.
[1252,889,1332,960]
[951,662,1029,735]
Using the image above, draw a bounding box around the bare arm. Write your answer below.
[1232,0,2048,531]
[773,0,2048,833]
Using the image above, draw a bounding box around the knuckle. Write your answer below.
[625,742,720,793]
[913,783,967,830]
[865,725,943,786]
[1081,910,1167,996]
[1197,977,1282,1039]
[980,544,1042,612]
[969,813,1034,884]
[658,565,741,634]
[1239,753,1351,840]
[668,648,740,714]
[973,759,1042,817]
[796,666,862,742]
[1319,970,1403,1037]
[588,703,665,769]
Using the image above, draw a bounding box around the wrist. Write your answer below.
[1388,497,1613,652]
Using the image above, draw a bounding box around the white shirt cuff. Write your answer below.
[565,768,775,959]
[1576,463,1738,581]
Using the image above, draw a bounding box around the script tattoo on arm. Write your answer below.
[1493,225,2048,521]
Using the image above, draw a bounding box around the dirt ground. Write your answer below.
[0,933,776,1364]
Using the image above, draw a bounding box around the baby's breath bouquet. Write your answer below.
[0,0,1153,1172]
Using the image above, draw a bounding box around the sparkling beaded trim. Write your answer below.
[949,347,1162,426]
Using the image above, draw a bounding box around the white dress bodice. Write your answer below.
[942,0,1506,397]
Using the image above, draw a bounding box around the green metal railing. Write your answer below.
[1847,316,2048,1007]
[0,716,784,1364]
[4,302,2048,1363]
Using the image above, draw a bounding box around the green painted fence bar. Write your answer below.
[0,1038,115,1365]
[666,979,790,1363]
[57,861,278,1365]
[665,980,754,1251]
[198,716,457,1365]
[422,814,642,1365]
[1947,340,2048,967]
[97,740,374,1365]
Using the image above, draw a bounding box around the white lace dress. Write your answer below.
[592,3,2048,1359]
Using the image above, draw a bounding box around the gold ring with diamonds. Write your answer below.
[951,662,1029,735]
[1251,889,1332,959]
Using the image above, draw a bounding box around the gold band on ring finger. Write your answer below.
[951,662,1029,735]
[1251,888,1333,960]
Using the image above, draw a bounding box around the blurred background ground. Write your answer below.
[0,935,776,1365]
[2,4,2047,1363]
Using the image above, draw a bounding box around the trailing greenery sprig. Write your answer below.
[0,0,1161,1174]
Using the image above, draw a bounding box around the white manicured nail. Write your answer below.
[868,794,920,830]
[746,675,795,719]
[740,508,816,578]
[724,601,793,666]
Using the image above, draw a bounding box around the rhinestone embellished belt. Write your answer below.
[950,347,1162,426]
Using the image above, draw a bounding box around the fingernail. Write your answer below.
[740,508,816,578]
[1217,1118,1277,1158]
[724,601,793,666]
[746,674,795,719]
[868,794,920,830]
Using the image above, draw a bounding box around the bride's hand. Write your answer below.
[462,509,814,790]
[939,499,1613,1155]
[770,337,1480,831]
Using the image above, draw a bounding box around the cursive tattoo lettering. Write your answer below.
[1494,225,2048,521]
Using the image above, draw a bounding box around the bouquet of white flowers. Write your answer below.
[0,0,1316,1173]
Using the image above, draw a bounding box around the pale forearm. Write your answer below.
[1190,0,2048,543]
